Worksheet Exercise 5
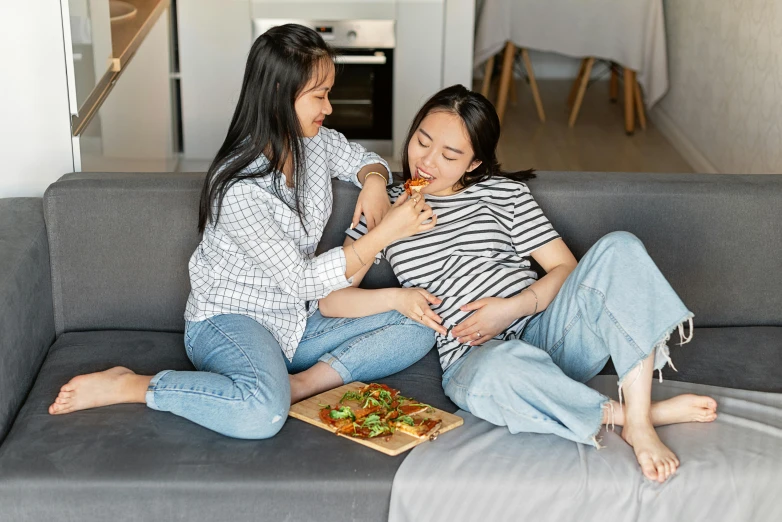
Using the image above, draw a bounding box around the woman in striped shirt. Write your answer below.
[321,85,718,483]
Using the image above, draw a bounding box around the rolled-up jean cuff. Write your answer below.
[318,353,353,383]
[145,369,175,410]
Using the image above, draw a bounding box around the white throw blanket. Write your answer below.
[389,376,782,522]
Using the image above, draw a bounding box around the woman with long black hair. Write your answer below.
[48,24,443,439]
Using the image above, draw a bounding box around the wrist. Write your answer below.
[369,220,399,244]
[362,173,388,189]
[382,288,400,312]
[511,289,538,317]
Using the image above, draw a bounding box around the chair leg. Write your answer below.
[568,58,589,107]
[609,63,619,103]
[624,67,636,135]
[568,57,594,127]
[521,48,546,122]
[496,41,516,124]
[634,78,647,130]
[481,55,495,98]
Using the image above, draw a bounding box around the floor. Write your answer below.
[488,79,693,173]
[178,79,694,175]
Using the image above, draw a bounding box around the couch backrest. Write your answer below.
[44,171,782,335]
[528,172,782,328]
[327,172,782,328]
[44,173,204,335]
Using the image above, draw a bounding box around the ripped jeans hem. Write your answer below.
[617,312,695,405]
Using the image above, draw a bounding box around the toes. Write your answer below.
[698,396,718,411]
[640,456,659,481]
[655,461,668,483]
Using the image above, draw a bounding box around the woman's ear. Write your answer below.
[466,159,482,172]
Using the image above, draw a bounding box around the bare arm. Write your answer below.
[451,238,577,343]
[506,238,578,317]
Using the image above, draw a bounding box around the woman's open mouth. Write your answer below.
[415,167,434,181]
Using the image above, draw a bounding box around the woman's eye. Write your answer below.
[443,156,456,162]
[316,96,325,100]
[417,139,429,148]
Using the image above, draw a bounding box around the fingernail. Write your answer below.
[350,222,355,229]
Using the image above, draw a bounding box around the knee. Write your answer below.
[591,231,648,262]
[599,231,643,249]
[219,395,290,440]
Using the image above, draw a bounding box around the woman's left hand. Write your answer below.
[353,175,391,230]
[451,297,519,346]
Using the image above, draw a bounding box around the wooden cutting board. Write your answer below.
[289,382,464,456]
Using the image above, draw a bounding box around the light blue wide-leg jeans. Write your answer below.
[145,310,434,439]
[442,231,694,446]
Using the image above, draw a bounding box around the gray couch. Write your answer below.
[0,171,780,521]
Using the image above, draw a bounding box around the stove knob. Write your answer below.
[347,30,357,42]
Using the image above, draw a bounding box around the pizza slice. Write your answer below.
[390,416,442,439]
[404,178,430,196]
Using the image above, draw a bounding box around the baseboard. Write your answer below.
[649,107,720,174]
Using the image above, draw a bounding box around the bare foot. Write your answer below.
[603,394,718,426]
[48,366,150,415]
[621,417,679,483]
[289,362,343,405]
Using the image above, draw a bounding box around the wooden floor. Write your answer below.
[485,79,693,174]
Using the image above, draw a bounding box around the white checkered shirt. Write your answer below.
[185,127,390,360]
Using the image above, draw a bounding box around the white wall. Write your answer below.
[655,0,782,174]
[0,2,75,197]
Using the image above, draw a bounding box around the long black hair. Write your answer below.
[198,24,337,233]
[401,84,534,189]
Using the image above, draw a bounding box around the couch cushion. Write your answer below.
[0,331,453,522]
[43,173,204,335]
[598,326,782,392]
[528,172,782,328]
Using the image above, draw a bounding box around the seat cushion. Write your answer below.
[0,331,454,522]
[598,326,782,392]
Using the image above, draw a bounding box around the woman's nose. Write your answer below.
[323,98,332,115]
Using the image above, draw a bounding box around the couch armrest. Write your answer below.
[0,198,55,443]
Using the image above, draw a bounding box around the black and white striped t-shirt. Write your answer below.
[347,178,560,371]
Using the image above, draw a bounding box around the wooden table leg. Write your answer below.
[568,58,588,107]
[610,63,619,103]
[496,41,516,124]
[521,48,546,122]
[624,67,636,135]
[568,57,594,128]
[481,55,495,98]
[634,78,647,130]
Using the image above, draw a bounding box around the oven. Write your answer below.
[253,19,395,156]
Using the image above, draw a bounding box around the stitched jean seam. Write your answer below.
[578,283,646,360]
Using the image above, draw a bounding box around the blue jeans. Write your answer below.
[442,232,693,446]
[145,310,434,439]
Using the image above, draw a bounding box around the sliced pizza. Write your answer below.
[404,178,430,196]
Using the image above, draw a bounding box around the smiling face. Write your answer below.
[406,110,482,196]
[294,59,335,138]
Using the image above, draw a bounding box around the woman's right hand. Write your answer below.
[388,287,447,335]
[377,192,437,242]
